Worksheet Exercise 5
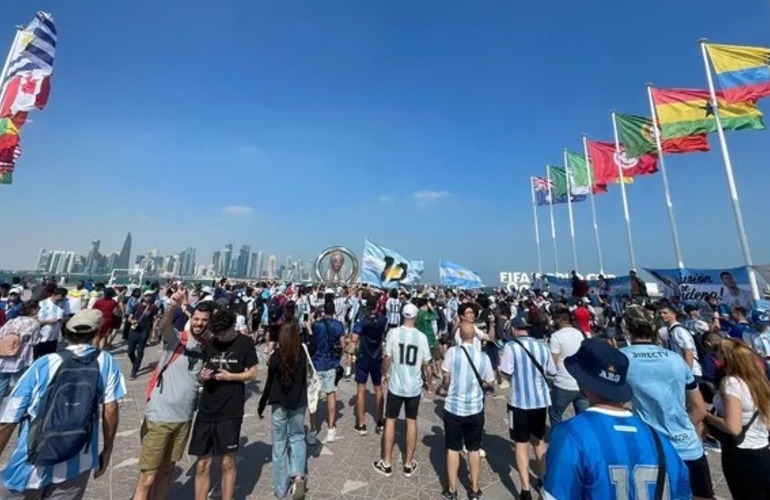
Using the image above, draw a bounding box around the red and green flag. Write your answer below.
[615,113,710,158]
[587,140,658,183]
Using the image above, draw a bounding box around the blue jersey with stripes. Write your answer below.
[544,407,691,500]
[499,336,556,409]
[442,342,494,416]
[0,345,126,492]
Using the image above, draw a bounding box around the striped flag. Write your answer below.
[440,261,484,289]
[4,12,57,84]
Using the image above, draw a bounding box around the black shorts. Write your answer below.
[508,405,547,443]
[684,454,715,498]
[188,418,242,457]
[268,324,281,342]
[443,410,484,452]
[385,391,421,420]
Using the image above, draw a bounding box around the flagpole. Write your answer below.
[546,167,559,274]
[0,27,23,107]
[646,83,685,269]
[563,149,579,273]
[611,111,638,271]
[529,177,543,275]
[700,39,761,301]
[581,135,604,275]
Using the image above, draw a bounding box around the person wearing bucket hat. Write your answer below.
[621,305,715,499]
[543,338,691,499]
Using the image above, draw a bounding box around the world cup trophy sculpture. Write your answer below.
[314,246,359,285]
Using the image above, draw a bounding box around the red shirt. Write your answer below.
[92,298,118,334]
[573,306,592,334]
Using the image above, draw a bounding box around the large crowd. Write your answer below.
[0,273,769,499]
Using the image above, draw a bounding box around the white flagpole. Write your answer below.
[646,83,685,269]
[530,177,543,275]
[611,111,638,271]
[0,27,23,107]
[546,167,559,274]
[700,39,761,301]
[563,150,579,273]
[581,136,604,274]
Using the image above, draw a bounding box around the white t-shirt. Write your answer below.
[385,326,431,398]
[550,326,587,391]
[668,323,702,377]
[714,376,769,449]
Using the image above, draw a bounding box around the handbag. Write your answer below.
[460,345,494,396]
[706,410,759,448]
[301,343,323,414]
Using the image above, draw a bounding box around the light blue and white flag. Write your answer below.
[361,239,424,289]
[440,260,484,289]
[4,12,57,86]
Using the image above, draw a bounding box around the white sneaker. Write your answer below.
[479,448,486,458]
[324,428,337,443]
[307,430,318,446]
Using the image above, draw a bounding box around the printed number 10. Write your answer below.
[609,466,669,500]
[398,343,418,366]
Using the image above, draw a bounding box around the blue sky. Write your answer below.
[3,0,770,283]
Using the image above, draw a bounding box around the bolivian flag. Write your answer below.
[651,88,764,139]
[706,43,770,104]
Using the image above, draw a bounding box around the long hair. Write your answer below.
[720,338,770,424]
[278,320,301,387]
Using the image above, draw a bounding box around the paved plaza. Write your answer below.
[1,340,732,499]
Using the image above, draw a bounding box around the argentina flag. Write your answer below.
[361,239,424,289]
[440,260,484,289]
[4,12,57,85]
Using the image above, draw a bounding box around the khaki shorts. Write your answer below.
[139,419,192,471]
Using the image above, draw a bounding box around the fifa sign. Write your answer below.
[499,271,615,286]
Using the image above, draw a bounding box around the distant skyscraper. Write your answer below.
[249,252,259,278]
[222,244,233,277]
[116,232,132,270]
[180,247,196,276]
[256,251,264,279]
[35,249,49,272]
[212,251,221,275]
[236,245,250,278]
[86,239,101,273]
[267,255,277,280]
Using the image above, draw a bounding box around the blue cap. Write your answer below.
[752,310,770,328]
[565,339,632,403]
[511,316,530,329]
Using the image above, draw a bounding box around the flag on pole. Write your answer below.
[439,261,484,289]
[3,12,57,85]
[532,177,553,206]
[566,152,607,194]
[705,43,770,104]
[0,71,51,116]
[0,171,12,184]
[615,113,710,157]
[547,166,587,203]
[0,117,20,166]
[651,88,764,139]
[587,140,657,183]
[361,239,424,289]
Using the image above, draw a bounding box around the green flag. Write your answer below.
[547,165,568,197]
[566,152,607,195]
[0,171,11,184]
[616,113,710,157]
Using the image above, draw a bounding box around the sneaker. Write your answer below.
[479,448,486,458]
[372,459,393,478]
[323,427,337,443]
[354,423,368,436]
[703,436,722,453]
[519,490,532,500]
[291,479,307,500]
[307,430,318,446]
[403,460,418,478]
[441,490,458,500]
[376,420,386,434]
[468,489,483,500]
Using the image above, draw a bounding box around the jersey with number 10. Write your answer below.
[384,326,431,398]
[544,408,691,500]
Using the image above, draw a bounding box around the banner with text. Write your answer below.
[643,267,754,310]
[543,274,632,299]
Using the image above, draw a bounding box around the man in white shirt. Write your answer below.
[660,304,703,379]
[35,288,69,359]
[548,307,589,424]
[67,281,89,317]
[373,303,430,479]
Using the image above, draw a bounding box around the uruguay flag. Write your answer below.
[440,261,484,289]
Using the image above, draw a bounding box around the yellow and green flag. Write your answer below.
[651,88,764,139]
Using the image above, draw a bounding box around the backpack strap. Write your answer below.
[146,331,188,401]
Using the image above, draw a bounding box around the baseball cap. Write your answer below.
[511,316,530,329]
[564,339,633,403]
[201,286,214,295]
[9,287,22,296]
[142,289,154,296]
[402,303,419,319]
[66,309,103,333]
[752,310,770,328]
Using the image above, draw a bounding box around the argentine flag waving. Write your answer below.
[440,261,484,289]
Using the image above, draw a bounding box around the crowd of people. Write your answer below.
[0,273,769,499]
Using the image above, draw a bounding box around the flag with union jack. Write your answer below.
[533,176,553,206]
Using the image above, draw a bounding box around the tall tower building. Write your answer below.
[222,244,233,277]
[266,255,277,280]
[117,232,132,270]
[86,239,101,273]
[248,252,259,278]
[256,251,264,280]
[236,245,251,278]
[211,251,221,275]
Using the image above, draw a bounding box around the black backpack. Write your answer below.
[268,297,283,324]
[27,350,103,466]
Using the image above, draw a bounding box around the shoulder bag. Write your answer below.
[301,343,322,414]
[459,345,494,396]
[511,337,547,380]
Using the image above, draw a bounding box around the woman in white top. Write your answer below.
[705,338,770,500]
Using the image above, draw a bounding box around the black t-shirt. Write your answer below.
[197,334,258,421]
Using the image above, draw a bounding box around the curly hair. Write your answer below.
[209,309,236,334]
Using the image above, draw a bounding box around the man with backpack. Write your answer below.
[132,291,215,500]
[0,309,126,499]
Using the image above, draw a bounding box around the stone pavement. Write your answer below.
[1,339,731,499]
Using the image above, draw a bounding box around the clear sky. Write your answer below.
[3,0,770,283]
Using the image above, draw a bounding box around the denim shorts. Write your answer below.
[318,368,338,394]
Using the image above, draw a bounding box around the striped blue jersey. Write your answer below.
[499,336,556,409]
[442,343,494,416]
[544,408,691,500]
[0,345,126,492]
[384,326,431,398]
